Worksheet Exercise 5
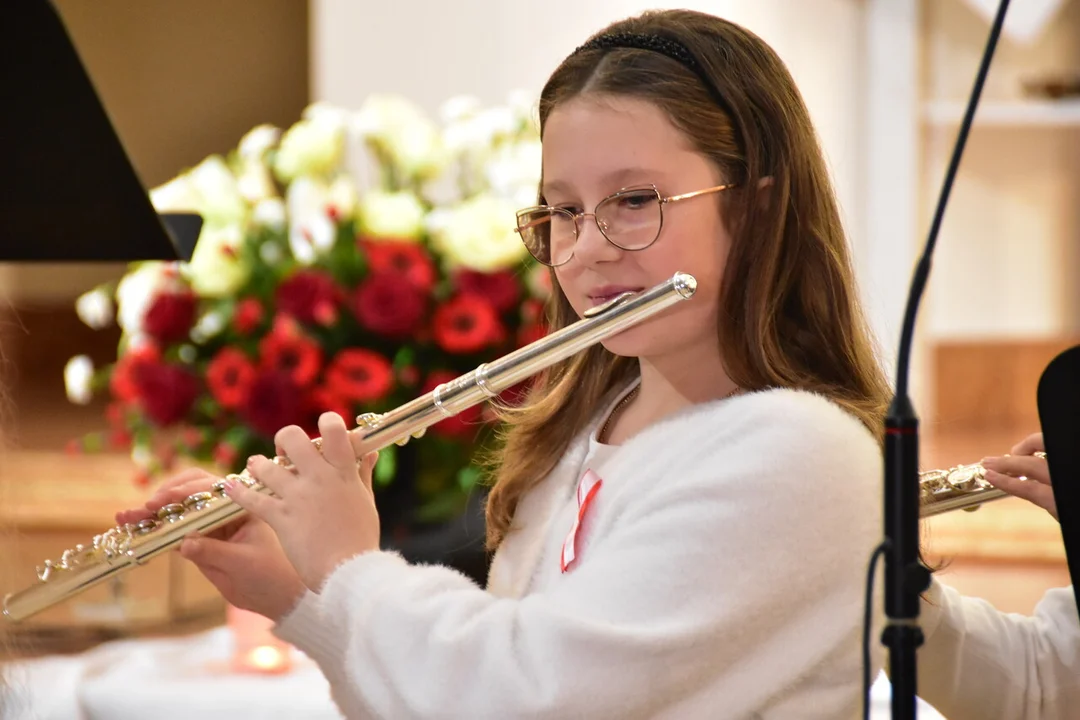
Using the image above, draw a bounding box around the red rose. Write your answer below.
[453,269,521,313]
[421,370,482,438]
[131,362,199,426]
[240,370,307,438]
[275,270,341,325]
[143,291,198,345]
[110,345,162,403]
[258,323,323,387]
[206,347,257,409]
[325,349,394,404]
[352,275,426,339]
[234,298,265,335]
[361,240,436,292]
[432,294,503,354]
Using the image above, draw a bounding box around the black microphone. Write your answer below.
[1038,346,1080,601]
[862,1,1012,718]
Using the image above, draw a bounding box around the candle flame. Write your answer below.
[247,644,288,672]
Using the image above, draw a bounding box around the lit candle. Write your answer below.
[228,604,293,674]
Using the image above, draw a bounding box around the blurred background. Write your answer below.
[0,0,1077,716]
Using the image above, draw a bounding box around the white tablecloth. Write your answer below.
[3,627,343,720]
[3,628,945,719]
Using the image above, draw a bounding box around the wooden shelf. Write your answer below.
[922,98,1080,127]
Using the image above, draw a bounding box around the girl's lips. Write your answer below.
[587,286,643,302]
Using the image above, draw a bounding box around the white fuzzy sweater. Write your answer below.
[917,578,1080,719]
[274,384,885,719]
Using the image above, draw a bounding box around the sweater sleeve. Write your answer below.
[274,394,883,719]
[917,577,1080,720]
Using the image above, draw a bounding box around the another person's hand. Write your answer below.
[981,432,1056,520]
[226,411,382,592]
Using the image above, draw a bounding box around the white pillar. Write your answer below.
[861,0,921,392]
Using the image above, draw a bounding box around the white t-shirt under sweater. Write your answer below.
[273,382,886,719]
[916,577,1080,719]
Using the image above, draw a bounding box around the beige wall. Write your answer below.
[921,0,1080,339]
[0,0,310,306]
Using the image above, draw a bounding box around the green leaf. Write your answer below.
[456,465,483,493]
[373,443,397,487]
[392,346,415,370]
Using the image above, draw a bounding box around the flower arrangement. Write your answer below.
[65,92,549,526]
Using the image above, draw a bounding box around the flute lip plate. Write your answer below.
[582,291,635,318]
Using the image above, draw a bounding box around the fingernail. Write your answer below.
[223,478,237,494]
[981,457,999,468]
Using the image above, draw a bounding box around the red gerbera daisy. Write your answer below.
[361,240,436,292]
[206,347,257,409]
[325,349,394,404]
[258,322,323,387]
[432,294,503,354]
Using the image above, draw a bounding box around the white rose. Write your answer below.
[352,95,447,179]
[115,262,181,336]
[238,124,281,162]
[188,155,248,226]
[428,194,529,272]
[358,190,426,240]
[273,115,346,182]
[75,287,114,329]
[64,355,95,405]
[182,225,249,297]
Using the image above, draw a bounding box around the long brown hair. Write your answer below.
[483,9,891,549]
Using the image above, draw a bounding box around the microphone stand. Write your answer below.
[880,0,1011,716]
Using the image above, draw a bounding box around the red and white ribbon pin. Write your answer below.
[560,469,603,573]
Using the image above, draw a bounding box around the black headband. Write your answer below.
[572,32,737,123]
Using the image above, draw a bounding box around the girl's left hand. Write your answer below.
[225,411,382,592]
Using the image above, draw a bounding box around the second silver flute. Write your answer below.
[3,271,698,623]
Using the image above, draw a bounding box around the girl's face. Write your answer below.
[542,95,732,360]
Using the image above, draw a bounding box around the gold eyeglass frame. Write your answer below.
[514,182,737,267]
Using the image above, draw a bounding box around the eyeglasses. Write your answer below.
[514,183,736,267]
